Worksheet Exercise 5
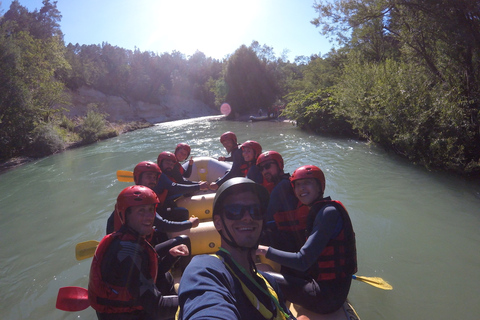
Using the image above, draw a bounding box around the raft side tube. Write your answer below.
[176,193,215,221]
[168,221,220,256]
[183,156,232,184]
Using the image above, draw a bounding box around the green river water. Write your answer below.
[0,116,479,319]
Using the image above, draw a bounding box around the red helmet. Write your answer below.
[157,151,177,167]
[133,161,161,185]
[241,140,262,159]
[220,131,237,144]
[256,151,284,171]
[115,185,160,225]
[175,143,191,158]
[290,165,326,194]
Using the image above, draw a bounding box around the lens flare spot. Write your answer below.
[220,103,231,116]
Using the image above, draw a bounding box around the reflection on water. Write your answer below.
[0,116,479,319]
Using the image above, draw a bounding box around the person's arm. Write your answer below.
[178,256,241,319]
[215,149,245,186]
[183,160,193,178]
[155,173,203,196]
[154,213,193,233]
[264,205,342,272]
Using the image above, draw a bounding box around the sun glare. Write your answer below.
[139,0,261,58]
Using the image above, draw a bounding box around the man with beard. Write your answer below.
[256,151,305,255]
[177,178,295,320]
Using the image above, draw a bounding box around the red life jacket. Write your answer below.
[306,199,357,281]
[88,231,158,314]
[272,203,309,253]
[261,179,275,194]
[240,162,249,177]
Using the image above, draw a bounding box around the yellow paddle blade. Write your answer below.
[353,275,393,290]
[75,240,99,261]
[117,170,134,182]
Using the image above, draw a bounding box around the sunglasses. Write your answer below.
[259,162,276,172]
[223,204,264,220]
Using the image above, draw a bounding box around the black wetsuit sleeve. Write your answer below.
[154,214,192,233]
[266,205,343,272]
[183,163,192,178]
[216,148,245,186]
[154,173,200,196]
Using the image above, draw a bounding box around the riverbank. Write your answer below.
[0,120,153,175]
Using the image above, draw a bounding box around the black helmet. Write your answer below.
[213,177,269,218]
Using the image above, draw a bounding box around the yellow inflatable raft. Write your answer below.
[182,156,232,183]
[176,156,231,220]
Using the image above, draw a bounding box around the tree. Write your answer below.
[311,0,480,174]
[224,45,277,117]
[0,0,68,160]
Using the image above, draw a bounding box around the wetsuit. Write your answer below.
[215,146,246,186]
[246,163,263,184]
[178,161,193,179]
[88,225,178,320]
[169,163,194,184]
[154,173,203,221]
[261,174,298,248]
[264,198,357,314]
[177,250,295,320]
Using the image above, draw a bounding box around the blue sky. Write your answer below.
[2,0,335,61]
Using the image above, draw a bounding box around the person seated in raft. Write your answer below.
[155,151,208,222]
[239,140,263,184]
[105,161,198,290]
[210,131,246,190]
[177,177,296,320]
[256,165,357,315]
[173,143,194,180]
[106,161,199,245]
[256,151,300,252]
[89,186,188,320]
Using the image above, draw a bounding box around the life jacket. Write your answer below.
[240,162,249,177]
[262,179,275,193]
[212,250,289,320]
[272,204,309,253]
[88,230,158,314]
[306,199,357,282]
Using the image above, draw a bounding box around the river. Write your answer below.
[1,116,479,319]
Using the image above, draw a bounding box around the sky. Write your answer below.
[1,0,336,61]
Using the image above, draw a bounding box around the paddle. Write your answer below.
[75,240,99,260]
[352,274,392,290]
[117,170,134,182]
[56,286,90,311]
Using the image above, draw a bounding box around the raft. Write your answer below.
[182,156,231,183]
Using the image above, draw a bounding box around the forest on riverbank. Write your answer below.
[1,0,479,176]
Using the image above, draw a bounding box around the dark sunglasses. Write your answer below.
[259,162,275,172]
[223,204,264,220]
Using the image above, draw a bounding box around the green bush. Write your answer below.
[59,115,76,131]
[30,123,65,157]
[79,110,105,143]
